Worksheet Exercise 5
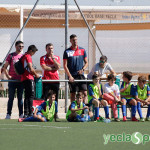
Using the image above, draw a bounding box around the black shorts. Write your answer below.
[69,74,87,93]
[42,82,60,101]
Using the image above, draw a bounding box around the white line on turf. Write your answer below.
[0,128,68,130]
[0,124,70,129]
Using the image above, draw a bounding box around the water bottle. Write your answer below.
[103,118,111,123]
[84,108,89,122]
[35,75,43,99]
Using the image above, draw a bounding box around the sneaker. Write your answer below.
[19,114,24,118]
[123,116,127,122]
[103,118,111,123]
[99,116,105,121]
[114,118,120,122]
[5,114,11,119]
[96,117,99,120]
[94,117,100,122]
[131,117,139,122]
[18,118,25,122]
[145,118,150,121]
[139,118,145,122]
[94,119,102,122]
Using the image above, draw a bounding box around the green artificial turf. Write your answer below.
[0,119,150,150]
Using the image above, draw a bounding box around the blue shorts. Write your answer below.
[37,112,47,122]
[122,98,134,104]
[89,98,102,106]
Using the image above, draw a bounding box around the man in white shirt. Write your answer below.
[88,55,116,79]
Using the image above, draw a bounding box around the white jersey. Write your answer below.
[104,83,120,97]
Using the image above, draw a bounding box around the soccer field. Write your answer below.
[0,120,150,150]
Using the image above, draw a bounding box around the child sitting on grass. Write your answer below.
[19,91,58,122]
[66,92,90,122]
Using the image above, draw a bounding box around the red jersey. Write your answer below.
[40,54,60,80]
[21,53,34,81]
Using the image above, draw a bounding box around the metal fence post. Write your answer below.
[65,0,69,113]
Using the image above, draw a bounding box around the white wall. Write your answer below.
[96,30,150,73]
[1,28,150,73]
[0,28,88,70]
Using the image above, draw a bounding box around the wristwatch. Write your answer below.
[82,68,85,71]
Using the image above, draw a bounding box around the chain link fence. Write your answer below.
[0,0,150,95]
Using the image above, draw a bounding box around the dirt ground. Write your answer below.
[0,98,66,119]
[0,98,148,120]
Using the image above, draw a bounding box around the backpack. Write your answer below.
[14,55,27,75]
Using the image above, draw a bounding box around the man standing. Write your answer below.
[63,34,88,103]
[3,41,24,119]
[21,45,40,118]
[40,43,60,102]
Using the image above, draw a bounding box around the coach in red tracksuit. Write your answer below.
[40,43,61,102]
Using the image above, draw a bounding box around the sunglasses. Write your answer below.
[18,45,24,48]
[99,60,105,64]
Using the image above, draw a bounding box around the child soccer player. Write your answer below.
[135,76,150,121]
[120,71,138,121]
[103,74,121,122]
[88,74,105,121]
[66,92,89,122]
[19,91,58,122]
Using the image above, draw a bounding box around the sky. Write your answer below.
[0,0,150,6]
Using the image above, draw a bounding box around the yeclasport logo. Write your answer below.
[103,132,150,145]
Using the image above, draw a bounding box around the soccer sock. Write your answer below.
[137,102,143,118]
[146,105,150,118]
[76,114,82,120]
[104,106,109,118]
[132,105,137,117]
[94,107,99,119]
[122,105,126,117]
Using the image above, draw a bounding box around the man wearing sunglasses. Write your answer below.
[3,41,24,119]
[88,55,116,80]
